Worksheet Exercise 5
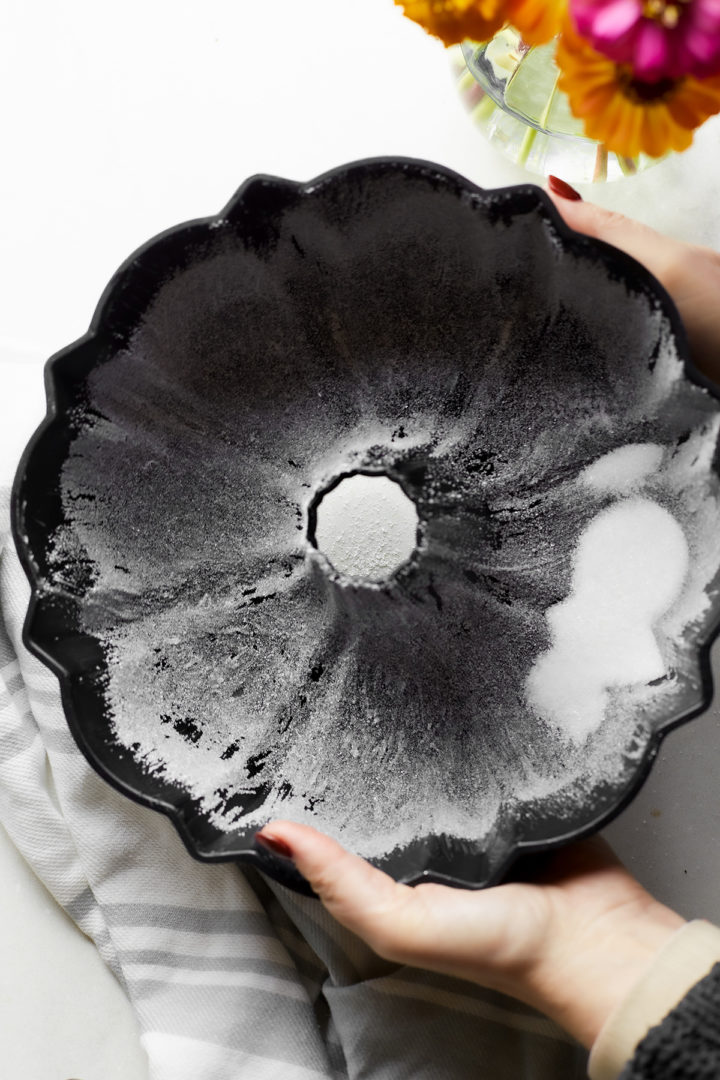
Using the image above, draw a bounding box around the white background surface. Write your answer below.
[2,1,720,1076]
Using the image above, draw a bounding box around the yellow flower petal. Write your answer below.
[626,103,650,158]
[667,119,694,153]
[507,0,567,46]
[666,95,703,128]
[643,108,677,159]
[395,0,506,46]
[569,84,617,117]
[680,79,720,116]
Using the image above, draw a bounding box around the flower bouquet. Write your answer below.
[397,0,720,175]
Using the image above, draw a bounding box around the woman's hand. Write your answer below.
[256,824,684,1048]
[546,177,720,388]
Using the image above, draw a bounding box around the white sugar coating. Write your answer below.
[526,497,689,743]
[313,474,418,580]
[580,444,664,493]
[49,228,720,866]
[76,402,720,859]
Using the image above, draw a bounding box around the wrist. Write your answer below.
[529,898,686,1048]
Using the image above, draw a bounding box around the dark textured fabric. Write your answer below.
[620,963,720,1079]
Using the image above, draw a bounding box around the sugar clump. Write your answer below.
[580,443,664,493]
[313,474,418,580]
[526,496,689,743]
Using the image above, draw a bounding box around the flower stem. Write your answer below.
[593,144,608,182]
[473,92,497,124]
[618,155,638,176]
[518,122,537,165]
[538,68,561,132]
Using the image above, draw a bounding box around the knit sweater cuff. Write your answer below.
[587,920,720,1080]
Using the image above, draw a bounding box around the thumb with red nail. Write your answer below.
[546,177,720,387]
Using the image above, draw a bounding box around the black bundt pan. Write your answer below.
[12,158,720,895]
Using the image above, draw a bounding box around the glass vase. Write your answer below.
[453,27,662,182]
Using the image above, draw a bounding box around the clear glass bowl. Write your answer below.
[453,28,663,182]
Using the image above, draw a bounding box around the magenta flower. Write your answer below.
[570,0,720,81]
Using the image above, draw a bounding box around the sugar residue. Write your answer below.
[526,496,689,743]
[46,188,720,867]
[579,443,664,493]
[312,474,418,580]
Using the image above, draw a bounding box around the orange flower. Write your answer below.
[556,17,720,157]
[395,0,506,47]
[507,0,566,46]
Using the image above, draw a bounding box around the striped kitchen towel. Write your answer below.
[0,484,588,1080]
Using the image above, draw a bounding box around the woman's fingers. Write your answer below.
[255,820,431,961]
[256,821,553,982]
[546,185,679,286]
[546,181,720,385]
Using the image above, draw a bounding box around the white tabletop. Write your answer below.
[3,1,720,1075]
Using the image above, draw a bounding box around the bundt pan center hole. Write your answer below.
[308,471,419,582]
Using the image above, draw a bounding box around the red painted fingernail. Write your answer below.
[255,831,294,860]
[548,175,583,201]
